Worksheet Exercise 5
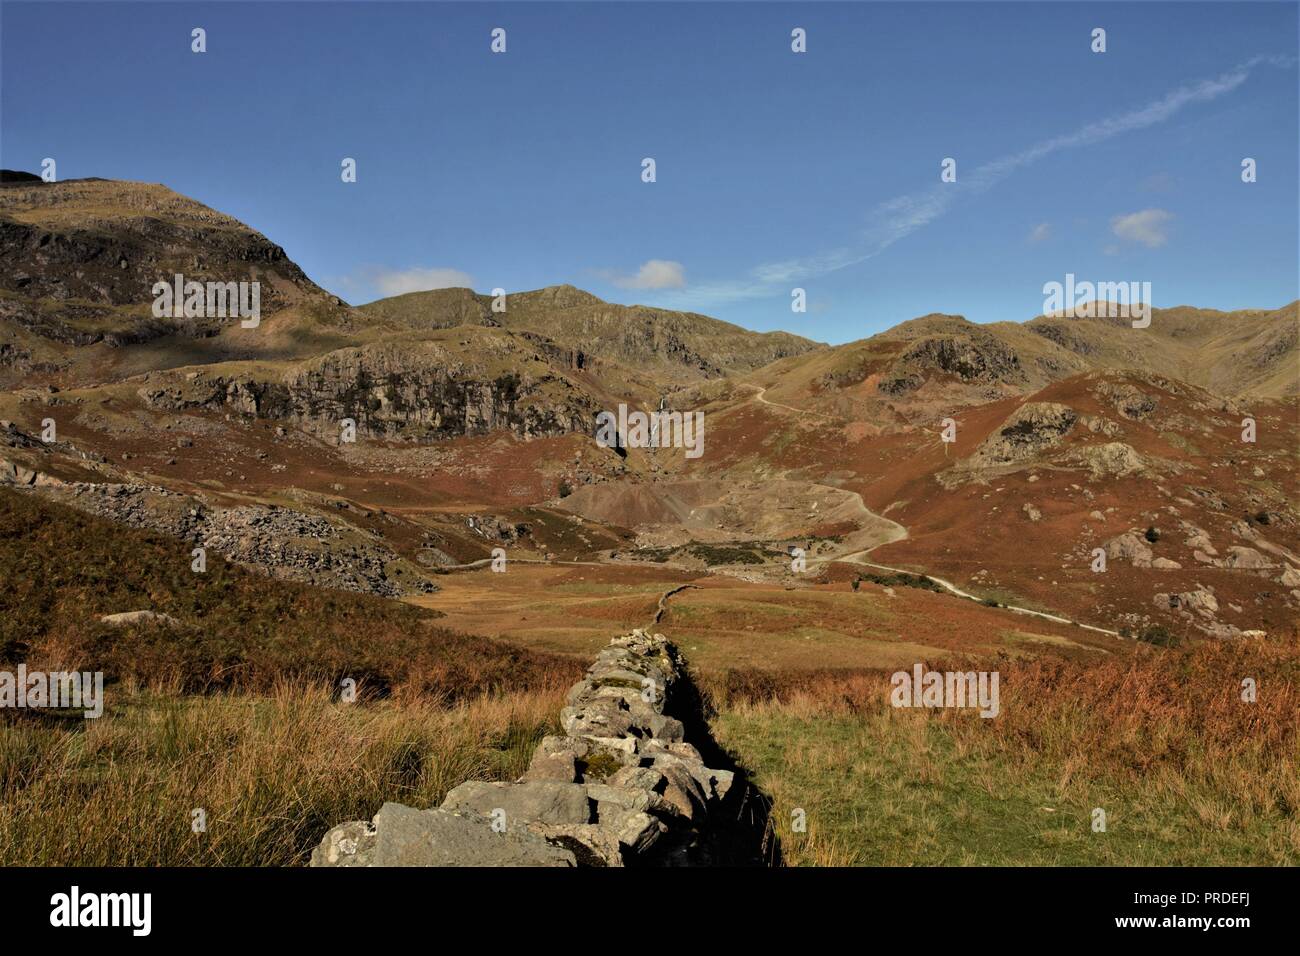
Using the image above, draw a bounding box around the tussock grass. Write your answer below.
[0,683,561,866]
[708,636,1299,866]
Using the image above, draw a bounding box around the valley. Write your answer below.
[1,172,1296,868]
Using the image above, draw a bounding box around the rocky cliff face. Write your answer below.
[311,630,776,867]
[281,340,599,441]
[138,334,604,442]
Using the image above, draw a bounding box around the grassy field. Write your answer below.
[0,488,577,865]
[707,635,1300,866]
[419,563,1115,672]
[0,684,561,866]
[5,487,1296,866]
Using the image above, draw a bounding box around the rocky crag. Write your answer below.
[0,429,432,597]
[311,629,777,867]
[136,334,602,443]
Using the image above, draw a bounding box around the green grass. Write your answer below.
[718,710,1291,865]
[709,641,1300,866]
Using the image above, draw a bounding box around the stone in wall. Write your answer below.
[310,629,774,867]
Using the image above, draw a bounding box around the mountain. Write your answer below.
[1,174,1294,640]
[736,302,1297,431]
[359,285,825,383]
[1025,303,1299,398]
[0,176,376,387]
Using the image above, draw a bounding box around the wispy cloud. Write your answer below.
[1028,222,1052,244]
[601,259,687,290]
[655,54,1292,310]
[328,266,476,303]
[371,267,475,297]
[1111,209,1173,248]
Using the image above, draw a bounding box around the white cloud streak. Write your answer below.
[655,55,1292,310]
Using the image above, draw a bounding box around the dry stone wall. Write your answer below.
[311,629,775,867]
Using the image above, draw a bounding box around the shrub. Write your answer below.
[1136,624,1178,647]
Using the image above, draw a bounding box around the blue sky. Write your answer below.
[3,1,1296,343]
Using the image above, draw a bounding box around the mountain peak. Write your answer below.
[521,284,605,308]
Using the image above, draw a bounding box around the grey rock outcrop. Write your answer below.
[1105,532,1155,568]
[138,337,602,444]
[966,402,1078,468]
[40,481,432,598]
[1095,381,1158,420]
[879,329,1026,395]
[1155,586,1219,618]
[1071,441,1145,478]
[311,629,775,867]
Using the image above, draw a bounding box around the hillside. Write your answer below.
[745,303,1298,427]
[0,177,384,387]
[0,485,579,695]
[359,284,825,383]
[1024,302,1299,399]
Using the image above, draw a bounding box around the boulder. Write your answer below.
[100,610,182,628]
[1224,546,1273,570]
[312,803,577,867]
[440,780,592,826]
[1105,532,1154,568]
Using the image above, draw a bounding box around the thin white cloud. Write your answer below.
[372,267,475,297]
[1140,171,1176,193]
[606,259,686,290]
[655,54,1292,310]
[1111,209,1173,248]
[1028,222,1052,244]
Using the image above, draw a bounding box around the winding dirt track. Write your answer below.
[743,387,1122,638]
[739,383,831,420]
[438,384,1121,639]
